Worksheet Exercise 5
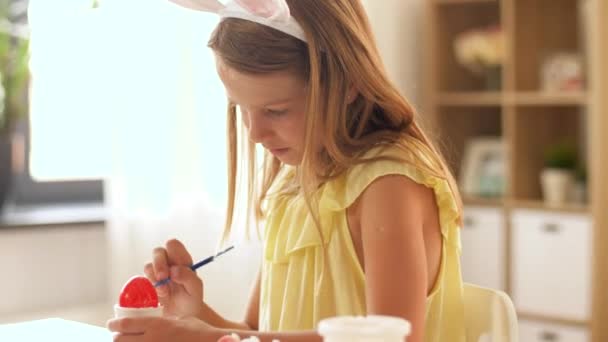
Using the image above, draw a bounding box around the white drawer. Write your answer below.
[511,210,592,320]
[519,320,589,342]
[461,206,505,291]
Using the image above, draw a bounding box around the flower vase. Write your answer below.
[484,66,502,91]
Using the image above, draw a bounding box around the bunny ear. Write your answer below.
[169,0,225,13]
[169,0,307,42]
[234,0,290,21]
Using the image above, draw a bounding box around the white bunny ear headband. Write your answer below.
[169,0,307,42]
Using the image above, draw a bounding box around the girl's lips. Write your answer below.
[270,148,289,155]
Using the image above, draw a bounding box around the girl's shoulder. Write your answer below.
[344,137,440,190]
[322,137,454,214]
[319,137,461,246]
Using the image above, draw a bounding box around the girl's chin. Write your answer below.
[269,149,302,165]
[278,156,302,166]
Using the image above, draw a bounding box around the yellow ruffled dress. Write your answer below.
[258,142,466,342]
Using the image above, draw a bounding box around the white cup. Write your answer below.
[114,304,163,318]
[318,315,411,342]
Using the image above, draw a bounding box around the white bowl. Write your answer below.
[114,304,163,318]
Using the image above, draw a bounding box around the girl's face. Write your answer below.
[216,57,309,166]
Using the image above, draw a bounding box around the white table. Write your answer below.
[0,318,112,341]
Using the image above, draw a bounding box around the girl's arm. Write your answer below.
[355,174,439,342]
[199,269,262,331]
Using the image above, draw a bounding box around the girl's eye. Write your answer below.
[266,109,288,116]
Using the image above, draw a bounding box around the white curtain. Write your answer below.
[29,0,261,320]
[101,1,261,320]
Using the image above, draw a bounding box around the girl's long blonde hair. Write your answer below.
[208,0,463,243]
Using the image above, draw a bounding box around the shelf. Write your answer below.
[507,199,589,214]
[463,195,504,207]
[437,92,502,106]
[463,197,589,214]
[426,0,608,336]
[434,91,588,107]
[509,92,588,106]
[434,0,498,5]
[0,202,106,228]
[517,311,589,328]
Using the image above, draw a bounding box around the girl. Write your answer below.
[107,0,465,341]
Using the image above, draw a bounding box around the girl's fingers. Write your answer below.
[152,247,170,281]
[143,262,155,282]
[169,265,203,298]
[144,262,169,298]
[165,239,194,266]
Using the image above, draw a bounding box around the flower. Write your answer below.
[454,25,504,74]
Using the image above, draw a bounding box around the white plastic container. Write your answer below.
[114,304,163,318]
[318,315,411,342]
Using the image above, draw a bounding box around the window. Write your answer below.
[14,0,227,210]
[11,0,108,206]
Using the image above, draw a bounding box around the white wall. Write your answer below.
[0,224,108,319]
[362,0,423,108]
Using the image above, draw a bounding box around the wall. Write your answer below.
[0,224,108,319]
[362,0,423,108]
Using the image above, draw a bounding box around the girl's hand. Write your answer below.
[145,239,204,318]
[107,316,221,342]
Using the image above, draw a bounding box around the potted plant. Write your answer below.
[540,142,577,205]
[0,1,29,213]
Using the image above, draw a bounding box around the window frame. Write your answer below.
[10,118,104,206]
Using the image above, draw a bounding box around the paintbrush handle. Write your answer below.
[154,246,234,287]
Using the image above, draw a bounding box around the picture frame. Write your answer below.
[460,137,506,198]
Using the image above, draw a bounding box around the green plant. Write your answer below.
[0,1,30,136]
[544,142,577,170]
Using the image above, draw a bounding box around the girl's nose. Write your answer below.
[244,110,271,144]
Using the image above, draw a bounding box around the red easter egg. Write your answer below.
[119,276,159,308]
